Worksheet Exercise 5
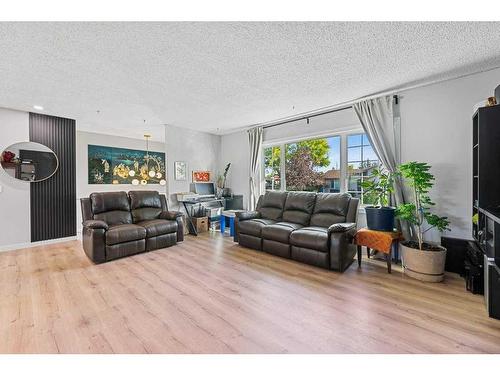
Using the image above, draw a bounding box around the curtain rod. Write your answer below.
[261,95,398,130]
[262,104,354,129]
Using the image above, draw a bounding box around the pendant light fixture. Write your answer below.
[129,124,166,186]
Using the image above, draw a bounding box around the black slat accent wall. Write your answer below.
[29,113,76,242]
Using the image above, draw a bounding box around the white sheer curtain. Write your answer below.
[248,127,263,210]
[353,95,410,238]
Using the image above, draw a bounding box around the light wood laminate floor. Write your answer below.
[1,232,500,353]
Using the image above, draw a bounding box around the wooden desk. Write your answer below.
[179,198,224,236]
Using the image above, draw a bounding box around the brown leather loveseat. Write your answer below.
[235,191,359,272]
[80,190,183,263]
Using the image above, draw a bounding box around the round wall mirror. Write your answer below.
[0,142,58,182]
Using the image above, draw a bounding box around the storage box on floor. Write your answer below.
[191,216,209,233]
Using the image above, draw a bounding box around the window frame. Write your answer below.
[262,129,379,207]
[346,133,381,203]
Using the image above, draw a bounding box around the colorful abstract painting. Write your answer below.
[88,144,166,184]
[192,170,211,182]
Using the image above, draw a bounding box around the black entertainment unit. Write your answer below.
[472,104,500,319]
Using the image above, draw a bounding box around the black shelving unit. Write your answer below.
[472,104,500,319]
[472,104,500,243]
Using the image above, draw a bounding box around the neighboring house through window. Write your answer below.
[262,132,380,205]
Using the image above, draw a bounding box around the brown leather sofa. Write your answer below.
[235,191,359,272]
[80,191,183,263]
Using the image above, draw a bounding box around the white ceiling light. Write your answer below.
[33,105,44,111]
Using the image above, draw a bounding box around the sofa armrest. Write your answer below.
[159,211,184,242]
[82,225,107,263]
[328,223,357,272]
[236,211,261,221]
[83,219,109,230]
[159,211,183,220]
[328,222,356,234]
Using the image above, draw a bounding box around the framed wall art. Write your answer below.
[192,170,211,182]
[174,161,187,181]
[88,144,166,185]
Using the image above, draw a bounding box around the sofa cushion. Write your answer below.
[282,192,316,226]
[309,193,351,227]
[91,191,133,226]
[238,218,276,237]
[258,191,288,221]
[261,222,303,243]
[290,226,329,252]
[91,191,130,214]
[129,190,162,210]
[129,191,163,222]
[106,224,147,245]
[137,219,178,238]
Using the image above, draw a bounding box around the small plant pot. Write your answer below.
[365,206,395,232]
[400,242,447,282]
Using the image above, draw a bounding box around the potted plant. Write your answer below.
[396,161,450,282]
[216,163,232,197]
[361,167,396,232]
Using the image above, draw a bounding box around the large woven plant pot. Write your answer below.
[400,242,447,282]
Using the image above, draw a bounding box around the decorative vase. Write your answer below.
[365,206,395,232]
[487,96,497,107]
[400,242,447,282]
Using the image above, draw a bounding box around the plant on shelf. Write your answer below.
[216,163,232,197]
[396,161,450,282]
[360,167,396,231]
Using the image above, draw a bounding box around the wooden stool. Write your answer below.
[354,228,403,273]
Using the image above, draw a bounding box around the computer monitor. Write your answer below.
[193,182,215,196]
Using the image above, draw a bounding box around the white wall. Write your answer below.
[165,125,221,209]
[399,67,500,241]
[220,130,250,208]
[0,108,31,248]
[76,130,167,232]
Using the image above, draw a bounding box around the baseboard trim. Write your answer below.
[0,236,78,253]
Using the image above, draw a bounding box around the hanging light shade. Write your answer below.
[133,130,165,186]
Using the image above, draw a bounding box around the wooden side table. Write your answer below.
[354,228,403,273]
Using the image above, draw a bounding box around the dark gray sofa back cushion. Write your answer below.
[309,193,351,227]
[90,191,132,226]
[282,192,317,226]
[257,191,288,220]
[129,191,163,223]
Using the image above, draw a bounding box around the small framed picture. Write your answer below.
[192,170,211,182]
[174,161,187,181]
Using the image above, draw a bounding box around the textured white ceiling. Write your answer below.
[1,22,500,140]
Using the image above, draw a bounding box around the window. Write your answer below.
[264,145,281,190]
[347,134,380,204]
[263,132,380,206]
[284,136,340,192]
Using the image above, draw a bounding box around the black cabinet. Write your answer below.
[472,105,500,319]
[486,259,500,319]
[473,105,500,243]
